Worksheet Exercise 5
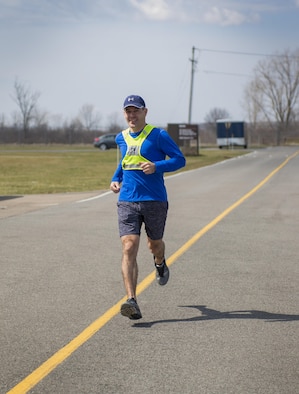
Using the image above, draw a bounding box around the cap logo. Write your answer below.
[123,95,145,109]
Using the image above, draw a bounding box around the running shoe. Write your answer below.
[155,259,169,286]
[120,298,142,320]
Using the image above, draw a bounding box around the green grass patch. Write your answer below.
[0,145,249,194]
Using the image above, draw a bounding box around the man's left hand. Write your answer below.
[140,162,156,174]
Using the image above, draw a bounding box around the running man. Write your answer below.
[110,95,186,320]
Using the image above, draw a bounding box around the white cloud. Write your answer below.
[129,0,174,21]
[128,1,265,25]
[0,0,289,26]
[295,0,299,7]
[203,7,246,26]
[0,0,298,125]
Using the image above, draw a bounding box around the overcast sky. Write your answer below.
[1,0,299,128]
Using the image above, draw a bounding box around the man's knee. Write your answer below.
[121,235,139,255]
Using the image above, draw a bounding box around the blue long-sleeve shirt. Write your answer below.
[111,126,186,202]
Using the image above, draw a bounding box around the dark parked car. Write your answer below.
[93,134,117,150]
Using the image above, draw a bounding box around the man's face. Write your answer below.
[124,106,147,130]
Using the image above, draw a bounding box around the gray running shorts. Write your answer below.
[117,201,168,240]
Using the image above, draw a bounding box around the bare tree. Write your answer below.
[49,113,65,129]
[243,80,263,125]
[67,117,83,144]
[0,113,6,128]
[204,107,231,124]
[107,112,125,133]
[78,104,101,131]
[204,108,231,141]
[11,78,41,141]
[32,108,48,128]
[245,48,299,145]
[242,80,264,147]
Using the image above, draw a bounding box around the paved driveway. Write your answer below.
[0,191,106,219]
[1,147,298,394]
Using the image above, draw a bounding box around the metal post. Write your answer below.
[225,122,231,149]
[188,46,198,123]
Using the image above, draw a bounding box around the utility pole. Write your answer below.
[188,46,198,123]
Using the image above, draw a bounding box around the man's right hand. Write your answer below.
[110,181,121,193]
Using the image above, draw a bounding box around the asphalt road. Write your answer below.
[1,146,298,394]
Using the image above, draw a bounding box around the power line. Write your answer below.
[200,48,275,57]
[200,48,299,59]
[203,70,251,77]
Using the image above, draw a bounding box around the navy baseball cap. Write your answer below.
[123,95,146,109]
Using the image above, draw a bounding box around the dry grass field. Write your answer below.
[0,145,249,194]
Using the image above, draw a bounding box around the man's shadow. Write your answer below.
[133,305,299,328]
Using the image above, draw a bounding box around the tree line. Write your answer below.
[0,78,125,144]
[1,48,299,146]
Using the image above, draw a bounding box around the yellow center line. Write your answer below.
[7,150,298,393]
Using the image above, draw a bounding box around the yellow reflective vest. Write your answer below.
[121,124,155,170]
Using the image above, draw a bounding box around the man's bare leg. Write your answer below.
[120,234,143,319]
[121,234,140,299]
